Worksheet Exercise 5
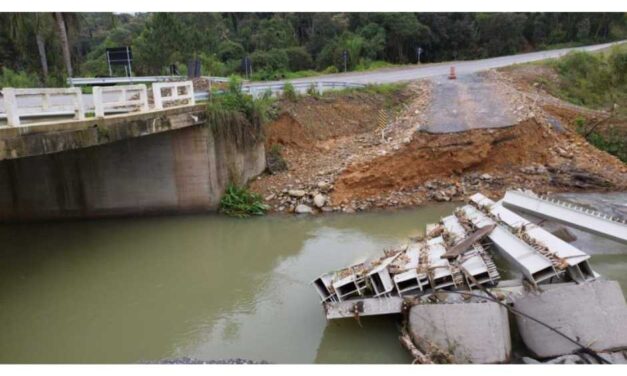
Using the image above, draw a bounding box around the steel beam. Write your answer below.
[502,190,627,245]
[457,205,558,286]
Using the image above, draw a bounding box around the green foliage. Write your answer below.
[206,76,274,149]
[306,83,320,98]
[573,117,626,163]
[354,59,396,71]
[282,82,298,101]
[586,129,627,163]
[547,47,626,109]
[283,46,313,71]
[249,48,289,72]
[0,67,39,88]
[266,144,288,174]
[2,12,627,82]
[219,184,267,218]
[322,65,339,74]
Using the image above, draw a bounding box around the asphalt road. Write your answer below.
[244,40,625,88]
[424,74,520,133]
[1,40,624,119]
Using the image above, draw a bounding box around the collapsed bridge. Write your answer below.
[313,190,627,364]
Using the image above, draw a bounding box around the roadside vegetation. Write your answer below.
[1,13,625,85]
[219,184,268,218]
[575,117,627,163]
[206,76,275,149]
[0,67,40,88]
[541,45,627,111]
[534,46,627,163]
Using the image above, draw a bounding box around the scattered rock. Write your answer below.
[313,194,327,208]
[295,204,314,214]
[288,189,306,198]
[317,181,331,192]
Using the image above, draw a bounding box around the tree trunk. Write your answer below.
[54,12,73,78]
[35,33,48,82]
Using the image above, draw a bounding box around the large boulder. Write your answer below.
[513,280,627,358]
[408,301,511,363]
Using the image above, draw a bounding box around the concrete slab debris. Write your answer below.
[311,189,621,364]
[408,301,511,363]
[513,280,627,358]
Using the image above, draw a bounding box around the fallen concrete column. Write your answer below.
[513,280,627,358]
[408,301,511,363]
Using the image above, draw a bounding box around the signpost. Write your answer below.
[242,56,253,79]
[343,50,348,72]
[106,47,133,77]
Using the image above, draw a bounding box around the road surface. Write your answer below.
[244,40,624,88]
[424,74,520,133]
[1,40,624,120]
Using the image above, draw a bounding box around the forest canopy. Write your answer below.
[0,12,625,85]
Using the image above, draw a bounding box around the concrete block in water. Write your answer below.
[513,280,627,358]
[408,302,511,363]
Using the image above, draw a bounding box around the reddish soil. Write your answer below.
[250,71,626,214]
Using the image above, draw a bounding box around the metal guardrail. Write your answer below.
[67,76,230,86]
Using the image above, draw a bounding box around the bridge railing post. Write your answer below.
[93,87,105,117]
[2,88,20,126]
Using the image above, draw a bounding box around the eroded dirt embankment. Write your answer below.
[251,75,627,214]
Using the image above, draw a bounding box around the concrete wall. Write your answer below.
[0,124,265,221]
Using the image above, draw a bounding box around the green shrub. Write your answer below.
[250,48,289,72]
[322,65,339,74]
[219,184,268,218]
[282,82,298,101]
[266,144,288,173]
[586,129,627,163]
[206,75,274,149]
[284,46,314,71]
[0,67,40,88]
[306,83,320,98]
[548,48,626,110]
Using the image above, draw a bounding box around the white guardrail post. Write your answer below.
[152,81,195,110]
[93,84,149,118]
[1,87,84,127]
[2,88,20,126]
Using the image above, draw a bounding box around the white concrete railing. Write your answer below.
[1,87,85,126]
[152,81,195,110]
[93,84,149,118]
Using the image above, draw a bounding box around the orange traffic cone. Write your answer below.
[448,66,457,80]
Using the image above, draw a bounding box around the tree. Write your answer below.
[54,12,73,77]
[8,13,52,82]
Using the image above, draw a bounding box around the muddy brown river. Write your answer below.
[0,194,625,363]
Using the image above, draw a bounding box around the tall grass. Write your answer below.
[207,76,275,148]
[219,184,268,218]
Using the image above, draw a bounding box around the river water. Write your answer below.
[0,194,625,364]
